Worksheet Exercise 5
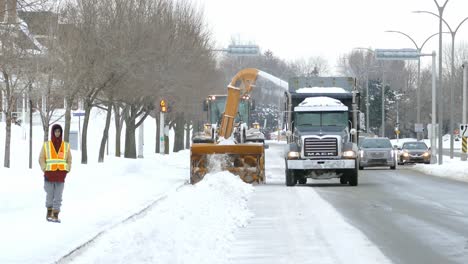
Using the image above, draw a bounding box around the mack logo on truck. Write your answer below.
[306,152,337,156]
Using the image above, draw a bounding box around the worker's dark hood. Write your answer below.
[51,124,63,140]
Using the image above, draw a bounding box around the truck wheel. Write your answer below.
[286,169,296,186]
[285,160,296,186]
[298,177,307,184]
[348,169,358,186]
[340,176,348,184]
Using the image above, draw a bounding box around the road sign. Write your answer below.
[460,124,468,137]
[72,111,85,117]
[226,44,260,56]
[375,48,420,60]
[415,123,424,133]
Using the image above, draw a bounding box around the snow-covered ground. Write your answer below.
[1,110,467,263]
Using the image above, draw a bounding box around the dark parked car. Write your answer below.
[359,137,396,170]
[398,141,431,165]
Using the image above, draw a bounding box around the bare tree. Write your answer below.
[291,56,330,77]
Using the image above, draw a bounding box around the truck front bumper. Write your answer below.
[287,159,356,169]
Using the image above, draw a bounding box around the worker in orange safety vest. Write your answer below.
[38,124,72,223]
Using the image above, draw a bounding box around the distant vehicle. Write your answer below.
[359,137,396,170]
[398,141,431,165]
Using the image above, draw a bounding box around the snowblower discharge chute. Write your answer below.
[190,68,266,184]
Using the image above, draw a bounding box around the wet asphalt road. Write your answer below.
[313,166,468,264]
[229,142,468,264]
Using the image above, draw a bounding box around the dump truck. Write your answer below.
[283,77,360,186]
[190,68,288,184]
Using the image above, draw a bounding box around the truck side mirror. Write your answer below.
[203,100,208,111]
[250,99,256,111]
[350,128,357,135]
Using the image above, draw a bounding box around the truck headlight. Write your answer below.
[423,152,430,157]
[343,150,356,158]
[402,152,409,157]
[287,151,300,159]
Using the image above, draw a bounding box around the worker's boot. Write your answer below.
[51,209,61,223]
[46,207,53,221]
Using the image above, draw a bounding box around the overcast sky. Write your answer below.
[195,0,468,72]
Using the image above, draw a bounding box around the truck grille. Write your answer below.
[303,137,338,157]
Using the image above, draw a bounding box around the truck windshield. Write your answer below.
[208,97,249,124]
[295,111,347,128]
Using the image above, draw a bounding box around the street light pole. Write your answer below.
[365,73,370,133]
[385,31,442,140]
[415,4,468,161]
[381,63,386,137]
[432,51,438,163]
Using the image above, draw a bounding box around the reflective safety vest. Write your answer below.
[44,141,70,171]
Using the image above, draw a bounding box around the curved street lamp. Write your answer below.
[384,30,446,140]
[414,6,468,160]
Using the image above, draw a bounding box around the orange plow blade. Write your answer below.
[190,143,265,184]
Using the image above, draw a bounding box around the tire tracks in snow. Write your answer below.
[54,182,188,264]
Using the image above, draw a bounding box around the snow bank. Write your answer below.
[69,172,254,264]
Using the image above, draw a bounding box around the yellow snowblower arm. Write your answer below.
[218,68,259,139]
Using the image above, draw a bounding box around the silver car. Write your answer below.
[359,137,396,170]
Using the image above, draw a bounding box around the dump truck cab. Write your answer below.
[284,77,360,186]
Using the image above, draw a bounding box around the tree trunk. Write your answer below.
[173,112,184,152]
[164,134,169,154]
[155,113,160,153]
[185,121,191,149]
[124,117,137,158]
[42,120,49,141]
[3,111,11,168]
[2,73,12,168]
[29,99,33,169]
[98,102,112,162]
[63,96,73,142]
[114,103,122,157]
[81,100,92,164]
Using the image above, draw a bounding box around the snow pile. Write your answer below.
[295,96,348,111]
[296,87,348,93]
[69,172,254,264]
[411,157,468,182]
[218,136,236,145]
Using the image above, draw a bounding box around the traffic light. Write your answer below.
[160,100,167,113]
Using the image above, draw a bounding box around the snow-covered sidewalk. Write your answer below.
[0,151,188,264]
